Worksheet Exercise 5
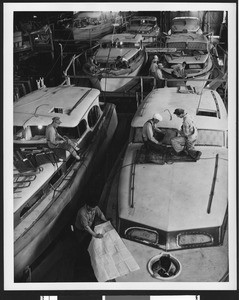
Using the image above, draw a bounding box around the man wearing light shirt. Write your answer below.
[142,113,165,151]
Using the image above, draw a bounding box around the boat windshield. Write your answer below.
[131,20,141,26]
[173,19,199,27]
[131,19,156,27]
[132,127,226,147]
[167,41,208,52]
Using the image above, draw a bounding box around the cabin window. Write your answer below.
[196,129,225,147]
[187,64,202,70]
[30,125,46,138]
[125,227,159,244]
[58,125,79,139]
[188,42,207,51]
[167,42,186,50]
[14,125,46,141]
[88,105,101,128]
[78,119,87,136]
[177,232,213,247]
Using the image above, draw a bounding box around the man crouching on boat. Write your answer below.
[142,113,166,152]
[46,117,81,160]
[171,108,201,160]
[74,197,108,246]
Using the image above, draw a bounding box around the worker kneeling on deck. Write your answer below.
[46,117,80,160]
[171,108,202,160]
[74,197,107,246]
[142,113,166,152]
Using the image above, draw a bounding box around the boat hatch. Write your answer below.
[49,107,64,114]
[147,253,181,280]
[196,90,221,118]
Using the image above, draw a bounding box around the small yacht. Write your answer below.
[161,32,213,88]
[13,82,118,281]
[101,86,228,282]
[71,11,122,42]
[126,16,160,44]
[83,33,147,92]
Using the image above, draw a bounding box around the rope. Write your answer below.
[43,29,73,81]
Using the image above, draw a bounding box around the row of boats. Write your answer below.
[12,14,229,283]
[61,15,220,92]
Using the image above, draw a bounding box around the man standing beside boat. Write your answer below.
[171,108,201,160]
[74,197,107,245]
[46,117,81,160]
[142,113,166,151]
[149,55,165,88]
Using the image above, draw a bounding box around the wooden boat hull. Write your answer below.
[14,103,118,281]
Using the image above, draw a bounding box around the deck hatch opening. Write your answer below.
[49,107,64,114]
[196,109,217,117]
[148,253,181,280]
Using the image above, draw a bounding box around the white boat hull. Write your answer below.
[100,64,143,92]
[72,23,113,41]
[14,104,118,281]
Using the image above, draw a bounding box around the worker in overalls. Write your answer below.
[149,56,165,88]
[142,113,165,151]
[171,108,201,160]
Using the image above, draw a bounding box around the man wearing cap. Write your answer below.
[171,108,201,160]
[46,117,80,160]
[142,113,165,151]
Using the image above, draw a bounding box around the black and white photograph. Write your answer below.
[2,1,237,292]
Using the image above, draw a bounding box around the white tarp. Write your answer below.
[88,221,140,282]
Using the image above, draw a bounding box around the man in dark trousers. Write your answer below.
[46,117,80,160]
[74,197,107,246]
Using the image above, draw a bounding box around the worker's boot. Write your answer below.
[187,149,202,161]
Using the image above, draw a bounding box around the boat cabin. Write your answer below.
[95,33,144,69]
[13,86,104,226]
[163,33,211,75]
